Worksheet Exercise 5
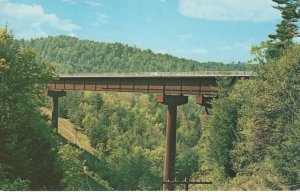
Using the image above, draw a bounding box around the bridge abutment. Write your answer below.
[157,94,188,191]
[47,90,66,133]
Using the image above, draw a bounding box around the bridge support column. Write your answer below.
[157,94,188,191]
[47,90,66,133]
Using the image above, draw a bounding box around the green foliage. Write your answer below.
[193,38,300,191]
[0,27,61,190]
[176,103,202,181]
[266,0,300,59]
[266,123,300,190]
[58,144,113,190]
[77,93,166,190]
[233,45,300,168]
[236,47,299,190]
[19,35,246,74]
[57,144,87,190]
[269,0,300,42]
[0,177,31,191]
[251,1,299,63]
[210,6,300,189]
[193,94,238,190]
[57,91,206,190]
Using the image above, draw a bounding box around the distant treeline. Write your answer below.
[19,35,245,74]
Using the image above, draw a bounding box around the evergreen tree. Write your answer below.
[266,0,300,59]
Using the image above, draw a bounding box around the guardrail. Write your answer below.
[59,71,253,78]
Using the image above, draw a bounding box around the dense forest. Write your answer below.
[19,35,246,74]
[1,0,299,190]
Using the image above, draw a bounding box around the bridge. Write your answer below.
[46,71,252,191]
[47,71,252,95]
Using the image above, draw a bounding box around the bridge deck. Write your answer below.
[59,71,252,78]
[47,71,252,95]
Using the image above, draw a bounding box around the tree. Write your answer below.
[269,0,300,42]
[230,45,300,190]
[0,27,61,190]
[57,144,87,190]
[266,0,300,59]
[192,77,240,190]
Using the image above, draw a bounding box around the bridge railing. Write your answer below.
[59,71,253,78]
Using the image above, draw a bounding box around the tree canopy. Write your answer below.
[194,1,300,189]
[0,28,61,190]
[19,35,245,74]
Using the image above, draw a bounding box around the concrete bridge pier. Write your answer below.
[157,94,188,191]
[47,90,66,133]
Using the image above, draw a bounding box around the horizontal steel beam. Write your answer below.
[47,72,252,95]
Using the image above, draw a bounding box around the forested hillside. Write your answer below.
[19,35,245,74]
